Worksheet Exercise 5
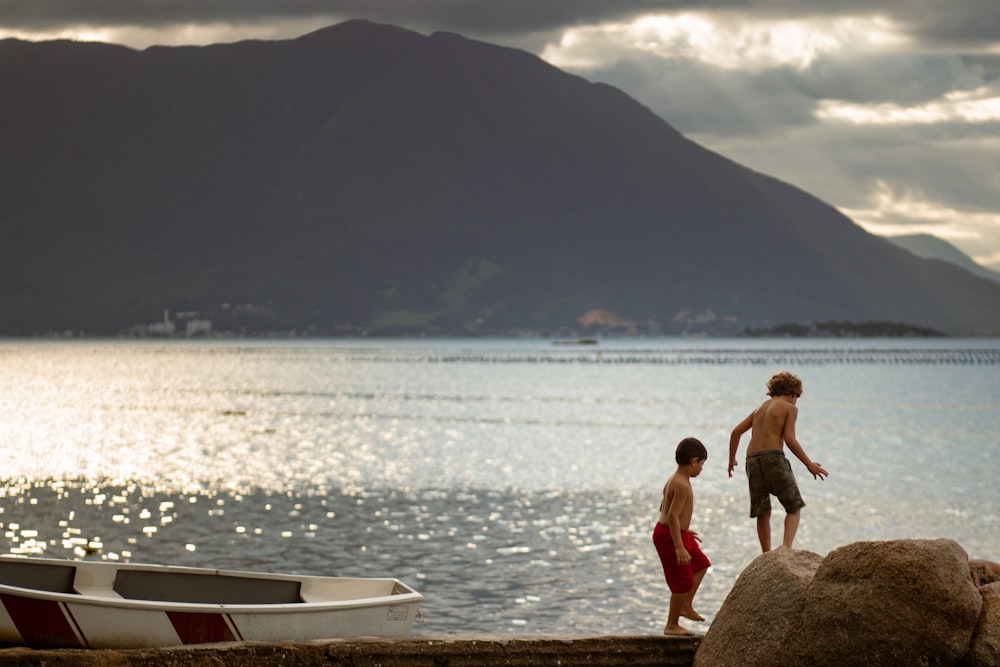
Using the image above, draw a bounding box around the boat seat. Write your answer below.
[0,560,76,593]
[113,569,302,604]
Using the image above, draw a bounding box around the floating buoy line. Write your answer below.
[330,348,1000,366]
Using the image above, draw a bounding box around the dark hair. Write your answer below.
[675,437,708,464]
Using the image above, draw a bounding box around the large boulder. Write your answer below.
[963,582,1000,667]
[696,539,988,667]
[787,539,982,666]
[693,548,823,667]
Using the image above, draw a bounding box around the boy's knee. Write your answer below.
[779,499,805,515]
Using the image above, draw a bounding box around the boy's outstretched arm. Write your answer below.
[781,405,829,480]
[728,412,753,477]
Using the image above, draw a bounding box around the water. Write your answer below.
[0,338,998,635]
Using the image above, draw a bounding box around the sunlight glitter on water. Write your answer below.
[1,339,998,633]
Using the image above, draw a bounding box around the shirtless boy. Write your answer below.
[729,371,828,552]
[653,437,710,636]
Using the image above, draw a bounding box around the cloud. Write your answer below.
[1,0,630,36]
[0,19,339,49]
[893,1,1000,50]
[542,12,907,72]
[818,86,1000,124]
[534,8,1000,268]
[542,11,996,113]
[842,180,1000,266]
[4,0,996,45]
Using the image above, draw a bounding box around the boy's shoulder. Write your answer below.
[666,469,693,486]
[756,396,777,411]
[763,396,795,412]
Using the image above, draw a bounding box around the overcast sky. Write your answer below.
[4,1,999,270]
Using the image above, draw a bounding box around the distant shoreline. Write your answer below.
[2,319,964,340]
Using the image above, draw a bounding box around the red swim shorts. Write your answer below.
[652,523,710,594]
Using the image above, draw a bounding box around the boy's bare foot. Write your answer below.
[680,608,705,621]
[663,623,695,636]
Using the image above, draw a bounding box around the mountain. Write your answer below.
[886,234,1000,285]
[2,20,1000,336]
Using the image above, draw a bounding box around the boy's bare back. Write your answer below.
[745,397,796,455]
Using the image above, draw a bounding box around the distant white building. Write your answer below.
[186,319,212,336]
[149,309,175,335]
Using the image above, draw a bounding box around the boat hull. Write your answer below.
[0,557,422,649]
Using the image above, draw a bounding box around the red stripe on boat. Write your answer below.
[0,594,83,648]
[166,611,238,644]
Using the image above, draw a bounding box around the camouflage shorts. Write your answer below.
[746,450,805,518]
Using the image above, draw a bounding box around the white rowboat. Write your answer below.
[0,555,422,649]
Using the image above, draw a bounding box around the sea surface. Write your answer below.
[1,338,998,635]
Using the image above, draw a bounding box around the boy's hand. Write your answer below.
[675,546,691,565]
[727,459,737,478]
[807,461,828,480]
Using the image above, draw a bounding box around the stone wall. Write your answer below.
[0,635,700,666]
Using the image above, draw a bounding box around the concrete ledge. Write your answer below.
[0,634,701,666]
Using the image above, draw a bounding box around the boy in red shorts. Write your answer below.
[653,437,710,636]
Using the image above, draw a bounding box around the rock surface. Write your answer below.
[696,539,990,667]
[790,539,981,666]
[970,559,1000,587]
[693,548,822,667]
[963,582,1000,667]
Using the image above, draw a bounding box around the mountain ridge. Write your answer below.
[886,234,1000,285]
[2,20,999,336]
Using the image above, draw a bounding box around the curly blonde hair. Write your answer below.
[766,371,803,397]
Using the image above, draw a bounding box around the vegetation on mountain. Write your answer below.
[742,321,947,338]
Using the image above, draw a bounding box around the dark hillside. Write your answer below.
[2,21,999,335]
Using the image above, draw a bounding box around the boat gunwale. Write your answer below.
[0,556,422,613]
[0,581,423,613]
